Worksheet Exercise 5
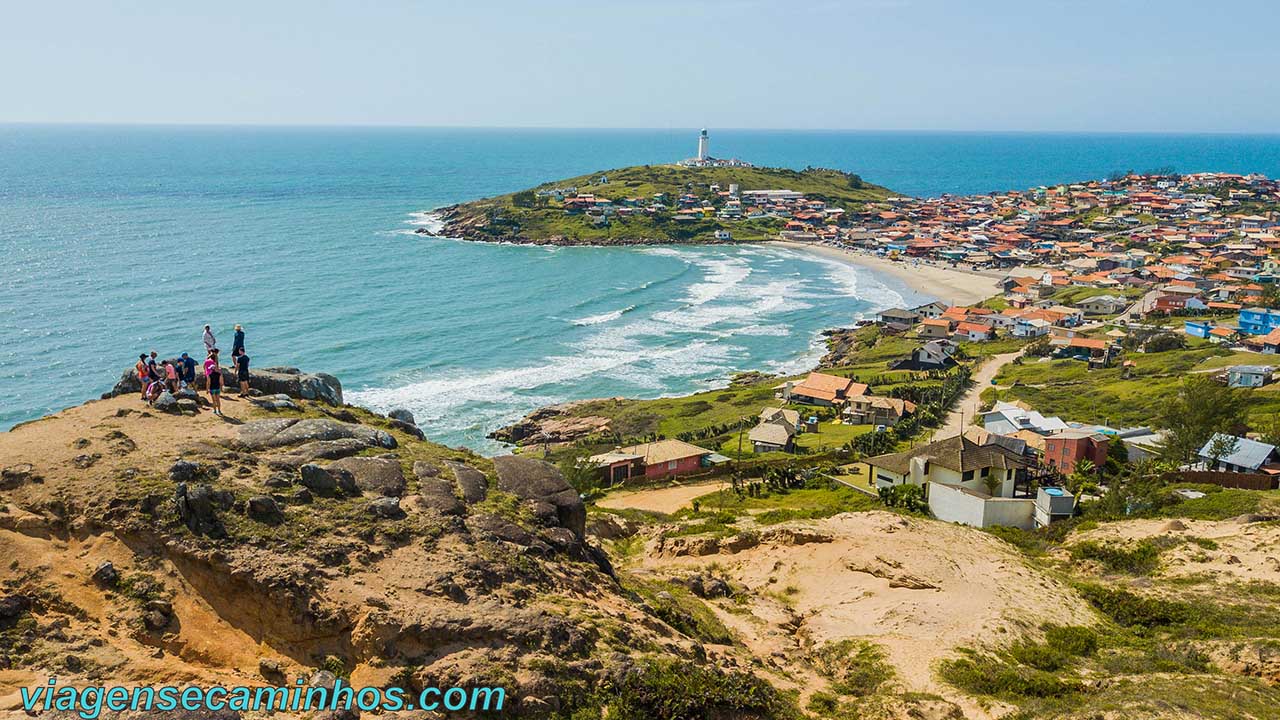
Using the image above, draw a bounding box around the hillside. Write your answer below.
[428,165,898,246]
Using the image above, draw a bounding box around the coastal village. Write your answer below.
[8,132,1280,719]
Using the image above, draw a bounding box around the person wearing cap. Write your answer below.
[232,324,245,356]
[203,324,217,354]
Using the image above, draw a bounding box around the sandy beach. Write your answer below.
[773,239,1002,307]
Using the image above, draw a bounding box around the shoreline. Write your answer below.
[771,239,1002,307]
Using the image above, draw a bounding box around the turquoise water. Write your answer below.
[5,126,1280,451]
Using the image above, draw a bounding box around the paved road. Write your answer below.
[936,350,1023,438]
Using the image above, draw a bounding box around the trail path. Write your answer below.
[937,350,1022,438]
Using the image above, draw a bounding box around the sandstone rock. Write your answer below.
[327,457,407,497]
[413,462,465,516]
[492,455,585,537]
[586,514,636,540]
[176,399,199,413]
[91,561,119,587]
[249,394,299,411]
[0,463,38,489]
[259,658,283,678]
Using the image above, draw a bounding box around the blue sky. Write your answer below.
[2,0,1277,132]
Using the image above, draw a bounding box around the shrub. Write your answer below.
[1070,539,1163,575]
[808,639,894,697]
[878,484,928,514]
[1076,584,1194,629]
[603,658,799,720]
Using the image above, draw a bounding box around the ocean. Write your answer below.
[4,126,1280,451]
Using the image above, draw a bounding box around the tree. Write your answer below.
[559,452,603,495]
[1156,376,1248,465]
[1104,437,1129,476]
[1065,459,1098,510]
[1204,433,1239,470]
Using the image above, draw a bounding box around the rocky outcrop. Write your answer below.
[326,456,407,497]
[105,364,342,405]
[237,418,396,451]
[492,455,585,537]
[488,399,617,446]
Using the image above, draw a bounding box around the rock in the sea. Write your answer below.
[326,457,407,497]
[492,455,585,537]
[367,497,404,519]
[387,408,416,425]
[246,495,284,524]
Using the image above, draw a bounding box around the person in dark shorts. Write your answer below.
[232,324,245,356]
[204,349,224,416]
[233,348,251,395]
[179,352,197,387]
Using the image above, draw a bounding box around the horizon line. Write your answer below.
[2,121,1279,137]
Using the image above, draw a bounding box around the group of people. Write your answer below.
[135,324,250,417]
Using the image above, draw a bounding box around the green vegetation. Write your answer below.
[588,657,801,720]
[807,639,895,697]
[624,575,734,645]
[1070,538,1164,575]
[446,164,895,244]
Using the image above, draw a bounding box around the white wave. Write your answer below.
[571,305,635,326]
[405,211,445,233]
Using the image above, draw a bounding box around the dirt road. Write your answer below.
[595,480,727,515]
[936,350,1022,438]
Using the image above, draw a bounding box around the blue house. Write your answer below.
[1239,307,1280,335]
[1184,320,1213,339]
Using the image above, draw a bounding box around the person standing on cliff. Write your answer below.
[231,324,245,356]
[178,352,197,388]
[135,354,150,400]
[204,349,224,416]
[203,324,217,354]
[232,347,251,395]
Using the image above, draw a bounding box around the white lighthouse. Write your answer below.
[696,128,710,162]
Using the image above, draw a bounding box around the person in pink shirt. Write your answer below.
[163,360,179,394]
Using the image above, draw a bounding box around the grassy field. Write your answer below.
[984,342,1280,427]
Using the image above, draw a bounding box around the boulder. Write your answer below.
[298,464,357,497]
[412,462,464,516]
[586,514,637,540]
[168,459,203,483]
[249,394,299,411]
[153,391,178,413]
[91,561,119,587]
[0,595,31,620]
[492,455,585,537]
[176,399,200,413]
[387,408,416,425]
[238,419,395,451]
[267,438,369,469]
[0,464,39,489]
[326,457,407,497]
[444,461,489,504]
[367,497,404,519]
[174,483,231,538]
[106,364,343,406]
[246,495,284,524]
[466,512,534,546]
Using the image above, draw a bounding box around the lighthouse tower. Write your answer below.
[696,128,710,162]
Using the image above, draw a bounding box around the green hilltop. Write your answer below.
[432,164,898,245]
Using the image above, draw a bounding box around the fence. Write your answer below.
[1166,470,1278,491]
